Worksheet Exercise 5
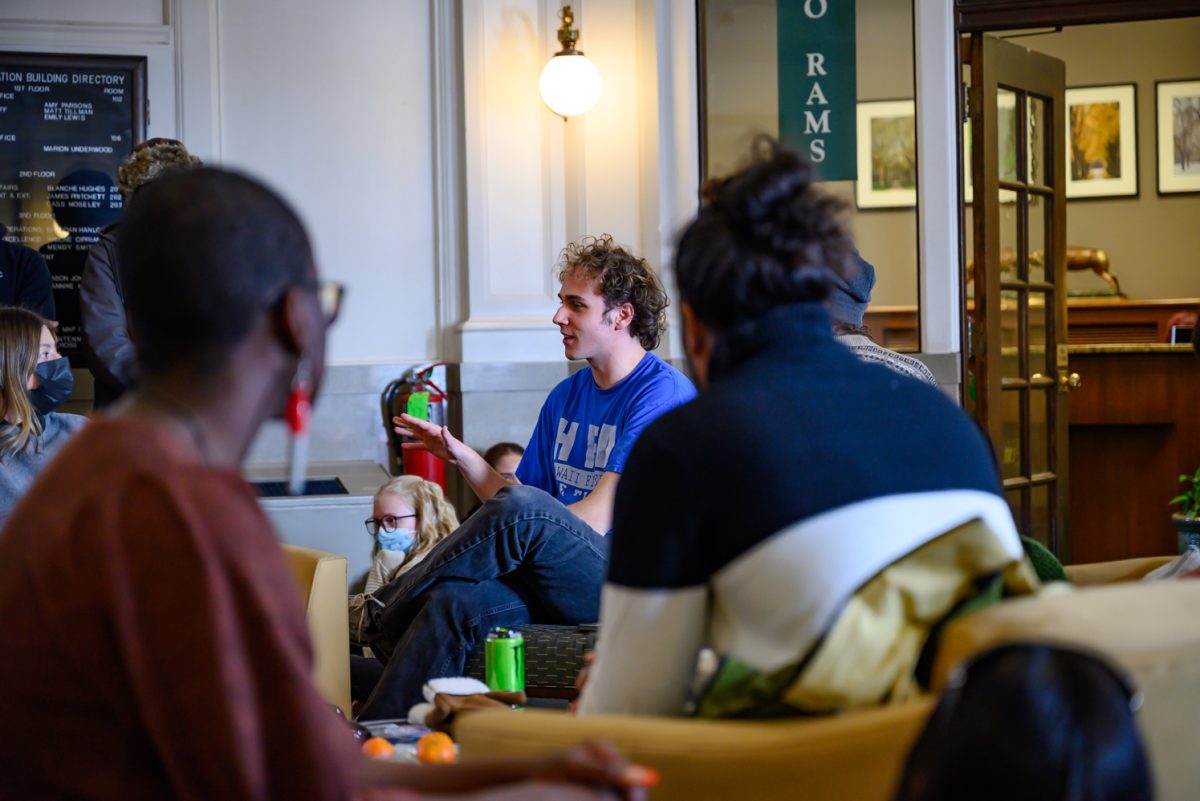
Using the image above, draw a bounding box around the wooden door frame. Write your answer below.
[953,0,1200,381]
[968,34,1068,552]
[956,0,1200,32]
[954,0,1200,555]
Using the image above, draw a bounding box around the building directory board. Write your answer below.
[0,53,145,359]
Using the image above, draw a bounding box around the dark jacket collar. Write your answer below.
[709,303,836,381]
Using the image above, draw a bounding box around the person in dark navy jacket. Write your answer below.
[0,222,56,321]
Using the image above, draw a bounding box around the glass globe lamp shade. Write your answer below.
[539,53,601,118]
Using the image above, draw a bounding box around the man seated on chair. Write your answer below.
[356,235,695,720]
[575,142,1036,719]
[829,254,939,386]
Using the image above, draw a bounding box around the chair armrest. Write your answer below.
[283,544,351,715]
[1065,555,1175,585]
[455,702,933,801]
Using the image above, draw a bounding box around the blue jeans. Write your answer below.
[356,485,608,720]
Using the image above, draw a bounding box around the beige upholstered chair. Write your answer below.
[283,544,351,716]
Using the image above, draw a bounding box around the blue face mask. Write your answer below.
[30,357,73,416]
[376,527,415,553]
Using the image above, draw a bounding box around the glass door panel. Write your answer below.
[967,34,1070,557]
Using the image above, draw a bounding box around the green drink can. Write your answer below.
[485,627,525,692]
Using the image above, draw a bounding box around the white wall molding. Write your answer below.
[0,20,171,47]
[642,0,698,360]
[914,0,961,363]
[458,0,566,345]
[1,0,162,27]
[170,0,221,161]
[432,0,467,362]
[459,317,564,362]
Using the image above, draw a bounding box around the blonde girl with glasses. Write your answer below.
[350,475,459,645]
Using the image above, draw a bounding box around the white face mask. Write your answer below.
[376,527,416,553]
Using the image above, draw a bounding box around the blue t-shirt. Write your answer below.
[516,353,695,505]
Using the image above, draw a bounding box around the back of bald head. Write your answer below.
[117,167,313,377]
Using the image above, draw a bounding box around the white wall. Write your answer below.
[213,0,439,364]
[1,0,162,25]
[2,0,442,366]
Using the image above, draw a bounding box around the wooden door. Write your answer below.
[966,34,1072,557]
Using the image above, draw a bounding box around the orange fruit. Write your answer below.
[416,731,457,764]
[361,736,395,760]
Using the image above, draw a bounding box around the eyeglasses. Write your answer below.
[269,280,346,326]
[364,513,417,536]
[306,280,345,325]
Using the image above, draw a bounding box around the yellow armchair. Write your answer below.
[458,700,932,801]
[283,544,351,716]
[1064,554,1174,585]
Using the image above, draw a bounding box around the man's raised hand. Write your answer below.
[393,413,464,464]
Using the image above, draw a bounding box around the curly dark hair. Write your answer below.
[557,235,668,351]
[676,140,854,333]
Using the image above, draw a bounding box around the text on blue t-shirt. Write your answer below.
[515,353,695,505]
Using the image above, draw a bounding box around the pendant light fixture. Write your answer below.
[538,5,601,119]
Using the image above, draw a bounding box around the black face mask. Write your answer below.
[30,357,74,416]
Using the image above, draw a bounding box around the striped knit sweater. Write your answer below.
[577,304,1031,717]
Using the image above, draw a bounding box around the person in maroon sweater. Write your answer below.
[0,168,650,801]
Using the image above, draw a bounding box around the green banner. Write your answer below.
[777,0,856,181]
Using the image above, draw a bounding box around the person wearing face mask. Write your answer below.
[349,475,461,707]
[352,475,460,640]
[0,306,86,525]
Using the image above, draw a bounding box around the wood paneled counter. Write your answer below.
[1067,344,1199,563]
[864,298,1199,352]
[862,299,1198,560]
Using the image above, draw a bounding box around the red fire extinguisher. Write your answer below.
[381,363,449,491]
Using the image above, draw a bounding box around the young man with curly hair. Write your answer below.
[356,235,695,719]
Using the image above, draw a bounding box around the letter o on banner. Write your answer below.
[804,0,828,19]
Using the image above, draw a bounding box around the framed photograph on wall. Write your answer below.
[1155,79,1200,195]
[856,99,916,209]
[1065,84,1138,199]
